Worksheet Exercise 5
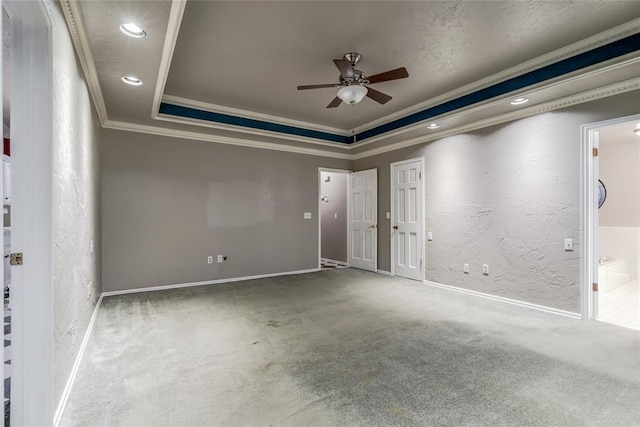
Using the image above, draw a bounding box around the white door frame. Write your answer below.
[390,157,425,281]
[317,167,351,269]
[580,113,640,321]
[4,0,54,424]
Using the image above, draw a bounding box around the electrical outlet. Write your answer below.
[386,212,390,219]
[304,212,312,219]
[217,255,223,263]
[482,264,489,275]
[427,231,433,241]
[207,256,213,264]
[463,263,469,273]
[334,213,338,219]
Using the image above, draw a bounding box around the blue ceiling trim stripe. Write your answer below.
[159,103,351,144]
[356,32,640,142]
[160,32,640,145]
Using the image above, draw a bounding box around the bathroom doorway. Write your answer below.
[590,118,640,330]
[318,169,349,270]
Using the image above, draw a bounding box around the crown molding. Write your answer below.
[353,17,640,135]
[103,120,352,160]
[163,95,350,136]
[60,0,108,125]
[155,111,350,150]
[352,77,640,160]
[60,4,640,161]
[104,77,640,162]
[349,54,640,150]
[150,0,186,119]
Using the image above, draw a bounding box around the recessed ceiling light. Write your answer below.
[427,123,440,129]
[120,23,146,38]
[121,76,143,86]
[510,97,529,105]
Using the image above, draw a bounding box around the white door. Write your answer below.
[348,169,377,271]
[5,1,55,424]
[391,158,423,281]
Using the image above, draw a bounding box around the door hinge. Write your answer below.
[592,282,598,292]
[419,171,422,179]
[10,253,23,266]
[592,147,598,157]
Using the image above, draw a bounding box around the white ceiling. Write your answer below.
[64,0,640,155]
[599,121,640,146]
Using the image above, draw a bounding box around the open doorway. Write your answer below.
[582,114,640,330]
[318,169,349,270]
[595,121,639,330]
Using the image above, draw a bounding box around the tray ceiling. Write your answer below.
[63,0,640,157]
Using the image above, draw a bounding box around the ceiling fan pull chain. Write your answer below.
[352,104,357,143]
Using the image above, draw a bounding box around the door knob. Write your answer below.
[369,224,377,229]
[393,225,398,230]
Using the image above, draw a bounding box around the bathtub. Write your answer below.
[598,256,635,293]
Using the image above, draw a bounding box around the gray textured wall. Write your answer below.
[101,130,351,292]
[49,0,102,408]
[354,91,640,312]
[320,171,348,262]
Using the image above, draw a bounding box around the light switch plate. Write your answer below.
[463,263,469,273]
[386,212,390,219]
[427,231,433,241]
[304,212,312,219]
[564,238,573,251]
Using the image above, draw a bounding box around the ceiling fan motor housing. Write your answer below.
[339,70,369,86]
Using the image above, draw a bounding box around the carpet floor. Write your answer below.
[61,269,640,426]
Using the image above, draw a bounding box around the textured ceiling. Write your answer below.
[164,1,640,129]
[70,0,640,151]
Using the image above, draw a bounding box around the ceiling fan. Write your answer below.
[297,52,409,108]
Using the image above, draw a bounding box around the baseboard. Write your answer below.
[320,258,348,266]
[102,268,321,297]
[53,294,104,427]
[376,270,392,276]
[423,280,581,319]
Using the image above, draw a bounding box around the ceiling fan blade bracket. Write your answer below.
[333,59,355,80]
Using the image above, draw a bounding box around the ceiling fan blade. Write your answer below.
[327,96,342,108]
[365,86,392,104]
[297,84,338,90]
[333,59,355,79]
[367,67,409,84]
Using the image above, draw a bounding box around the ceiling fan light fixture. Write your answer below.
[337,85,368,105]
[120,23,146,38]
[635,128,640,136]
